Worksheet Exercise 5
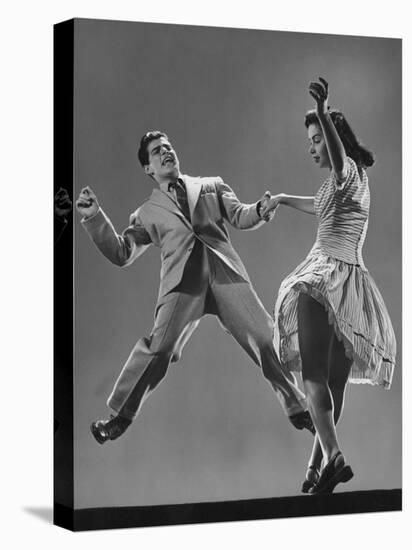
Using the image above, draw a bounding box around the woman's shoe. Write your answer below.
[309,451,353,494]
[301,465,320,494]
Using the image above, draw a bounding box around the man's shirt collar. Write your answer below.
[160,176,184,193]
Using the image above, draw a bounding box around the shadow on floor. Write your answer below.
[23,507,53,524]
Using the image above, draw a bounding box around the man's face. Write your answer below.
[144,137,180,183]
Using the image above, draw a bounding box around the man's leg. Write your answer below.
[91,290,205,444]
[209,260,307,419]
[92,240,210,444]
[111,293,203,418]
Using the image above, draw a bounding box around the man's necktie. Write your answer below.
[170,180,191,222]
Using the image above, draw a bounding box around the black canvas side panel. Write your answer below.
[53,18,75,526]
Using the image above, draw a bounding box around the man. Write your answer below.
[76,131,313,444]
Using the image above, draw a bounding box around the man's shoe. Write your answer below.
[289,410,316,435]
[309,451,354,494]
[90,414,132,445]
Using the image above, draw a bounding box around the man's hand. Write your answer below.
[54,187,72,220]
[259,191,283,222]
[258,191,273,222]
[76,186,99,219]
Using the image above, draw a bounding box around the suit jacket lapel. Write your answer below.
[149,188,191,226]
[183,175,202,220]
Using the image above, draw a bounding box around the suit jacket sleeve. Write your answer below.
[216,178,266,230]
[81,207,152,266]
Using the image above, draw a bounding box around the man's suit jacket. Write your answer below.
[82,175,266,302]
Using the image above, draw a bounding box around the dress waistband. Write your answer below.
[310,242,367,271]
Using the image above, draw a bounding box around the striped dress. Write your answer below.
[273,156,396,388]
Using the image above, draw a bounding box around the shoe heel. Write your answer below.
[91,423,106,445]
[341,465,354,483]
[301,479,314,494]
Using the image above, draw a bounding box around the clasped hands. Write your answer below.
[259,191,283,222]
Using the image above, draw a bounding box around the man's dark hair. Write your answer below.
[305,109,375,169]
[137,131,169,167]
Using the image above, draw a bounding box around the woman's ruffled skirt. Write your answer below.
[273,251,396,388]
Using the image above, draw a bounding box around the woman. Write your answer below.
[262,77,396,494]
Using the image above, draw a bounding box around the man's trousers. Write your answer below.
[107,241,307,420]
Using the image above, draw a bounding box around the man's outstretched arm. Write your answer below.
[216,179,276,230]
[77,186,152,266]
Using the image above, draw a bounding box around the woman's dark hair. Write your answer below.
[304,109,375,168]
[137,130,169,166]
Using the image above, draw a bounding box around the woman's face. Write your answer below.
[307,123,331,169]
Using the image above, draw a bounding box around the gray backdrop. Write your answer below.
[73,19,401,508]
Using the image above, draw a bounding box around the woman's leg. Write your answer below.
[328,330,352,432]
[305,331,352,472]
[297,293,340,463]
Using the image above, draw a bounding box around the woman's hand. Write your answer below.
[309,77,329,116]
